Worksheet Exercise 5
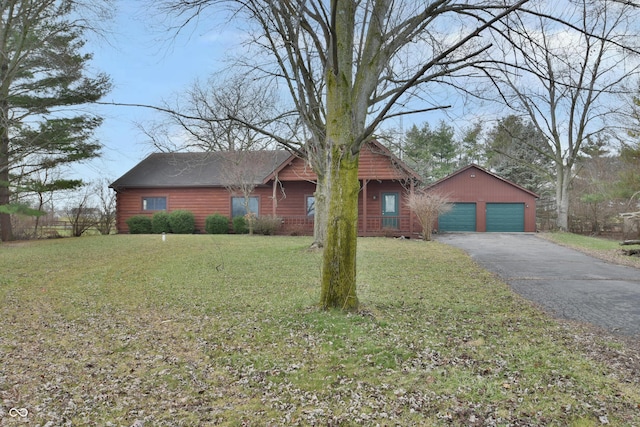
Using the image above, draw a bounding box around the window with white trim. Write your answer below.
[142,197,167,211]
[231,196,259,217]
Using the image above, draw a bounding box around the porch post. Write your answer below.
[362,179,368,236]
[272,174,278,216]
[409,179,415,236]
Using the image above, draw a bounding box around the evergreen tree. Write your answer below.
[485,115,552,194]
[404,120,458,182]
[0,0,111,241]
[459,121,484,166]
[403,123,431,179]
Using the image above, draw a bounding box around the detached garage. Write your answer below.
[428,164,538,233]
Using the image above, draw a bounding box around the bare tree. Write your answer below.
[94,179,116,235]
[143,74,289,153]
[621,192,640,240]
[139,73,297,236]
[158,0,557,310]
[571,152,622,234]
[488,0,640,230]
[28,175,83,237]
[155,0,640,309]
[65,186,100,237]
[406,191,452,241]
[221,152,265,235]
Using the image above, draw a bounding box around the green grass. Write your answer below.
[541,231,640,269]
[543,231,625,250]
[1,235,639,425]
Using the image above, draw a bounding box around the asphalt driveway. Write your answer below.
[436,233,640,336]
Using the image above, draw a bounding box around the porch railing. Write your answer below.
[279,215,418,237]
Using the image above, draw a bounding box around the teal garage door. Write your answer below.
[438,203,476,232]
[486,203,524,232]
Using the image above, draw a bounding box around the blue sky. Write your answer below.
[77,2,478,185]
[71,0,638,193]
[78,2,454,185]
[78,1,236,183]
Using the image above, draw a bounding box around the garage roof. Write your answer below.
[426,164,540,199]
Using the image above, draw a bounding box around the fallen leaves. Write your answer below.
[2,236,640,425]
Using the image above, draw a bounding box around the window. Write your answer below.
[142,197,167,211]
[231,196,259,217]
[306,196,315,216]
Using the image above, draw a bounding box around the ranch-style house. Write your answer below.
[110,140,423,237]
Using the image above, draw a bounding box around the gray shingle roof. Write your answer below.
[110,150,291,189]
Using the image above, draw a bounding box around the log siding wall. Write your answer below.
[114,180,418,236]
[113,142,421,236]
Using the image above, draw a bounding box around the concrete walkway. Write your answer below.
[436,233,640,336]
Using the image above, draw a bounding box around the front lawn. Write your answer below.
[540,231,640,269]
[1,235,639,426]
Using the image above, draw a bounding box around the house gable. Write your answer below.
[268,140,422,183]
[271,155,317,182]
[427,164,539,201]
[358,140,421,181]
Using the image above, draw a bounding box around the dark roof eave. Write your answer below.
[111,183,272,190]
[109,183,269,190]
[111,184,222,189]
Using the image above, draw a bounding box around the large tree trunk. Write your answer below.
[311,172,329,248]
[556,164,571,231]
[319,0,360,310]
[0,47,11,242]
[320,144,359,310]
[0,128,11,242]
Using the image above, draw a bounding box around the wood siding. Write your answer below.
[276,157,317,182]
[115,180,419,237]
[357,143,409,180]
[113,141,421,236]
[276,143,412,182]
[115,186,275,233]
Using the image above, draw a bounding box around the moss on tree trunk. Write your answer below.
[319,0,360,310]
[320,145,360,310]
[311,172,328,248]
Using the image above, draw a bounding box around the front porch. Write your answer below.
[279,215,420,238]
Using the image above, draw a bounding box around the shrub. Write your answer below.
[126,215,152,234]
[168,210,195,234]
[254,215,282,235]
[406,191,452,241]
[232,215,248,234]
[205,214,229,234]
[151,211,172,234]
